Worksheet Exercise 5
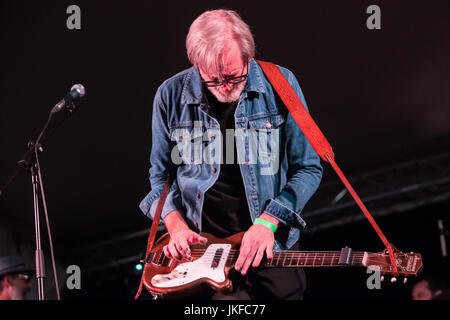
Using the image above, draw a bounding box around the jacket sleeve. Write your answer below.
[139,87,184,224]
[262,68,323,229]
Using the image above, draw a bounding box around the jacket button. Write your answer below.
[196,193,201,199]
[211,167,216,173]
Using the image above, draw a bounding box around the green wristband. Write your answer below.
[254,218,277,233]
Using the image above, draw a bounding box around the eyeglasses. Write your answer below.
[202,74,248,87]
[16,273,31,281]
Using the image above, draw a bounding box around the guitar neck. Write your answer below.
[226,250,367,268]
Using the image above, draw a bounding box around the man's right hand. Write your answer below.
[163,210,208,261]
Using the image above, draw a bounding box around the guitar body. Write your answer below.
[142,232,244,298]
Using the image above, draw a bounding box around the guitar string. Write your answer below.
[186,253,367,260]
[187,254,367,260]
[154,258,395,269]
[166,251,368,259]
[187,251,368,255]
[188,251,368,256]
[157,256,366,262]
[187,250,368,255]
[155,255,395,267]
[154,250,398,267]
[154,252,398,267]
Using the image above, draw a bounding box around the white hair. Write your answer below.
[186,9,255,79]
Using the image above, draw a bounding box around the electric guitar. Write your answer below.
[141,232,423,298]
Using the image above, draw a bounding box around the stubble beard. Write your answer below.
[208,80,246,103]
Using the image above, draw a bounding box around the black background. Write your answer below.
[1,0,449,300]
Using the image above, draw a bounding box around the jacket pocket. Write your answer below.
[248,114,284,162]
[248,113,285,130]
[169,121,215,165]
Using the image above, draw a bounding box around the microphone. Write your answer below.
[51,84,85,113]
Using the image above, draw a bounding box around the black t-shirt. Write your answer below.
[201,88,253,238]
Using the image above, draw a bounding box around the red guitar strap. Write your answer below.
[135,176,171,299]
[256,60,399,275]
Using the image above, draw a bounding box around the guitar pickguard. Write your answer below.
[151,244,232,288]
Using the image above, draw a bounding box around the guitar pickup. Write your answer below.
[338,247,352,265]
[211,248,224,269]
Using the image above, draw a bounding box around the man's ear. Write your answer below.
[3,275,15,287]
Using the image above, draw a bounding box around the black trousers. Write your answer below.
[185,242,307,300]
[211,266,307,300]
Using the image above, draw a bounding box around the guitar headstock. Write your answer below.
[363,248,423,280]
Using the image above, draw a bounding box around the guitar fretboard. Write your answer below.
[224,250,366,267]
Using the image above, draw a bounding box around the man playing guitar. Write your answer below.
[139,9,323,299]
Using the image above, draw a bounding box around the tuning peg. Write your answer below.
[380,276,385,282]
[391,277,397,283]
[403,278,408,284]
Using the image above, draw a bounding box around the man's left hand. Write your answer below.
[234,213,279,275]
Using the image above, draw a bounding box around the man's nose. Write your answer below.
[222,81,233,90]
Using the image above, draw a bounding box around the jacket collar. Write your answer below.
[181,59,266,105]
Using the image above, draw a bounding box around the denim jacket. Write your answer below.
[139,59,323,250]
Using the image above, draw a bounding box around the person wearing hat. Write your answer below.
[0,256,34,300]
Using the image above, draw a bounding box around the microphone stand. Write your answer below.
[438,219,448,258]
[30,158,46,300]
[0,102,76,300]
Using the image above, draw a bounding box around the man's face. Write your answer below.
[199,40,247,103]
[8,274,32,300]
[412,280,435,300]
